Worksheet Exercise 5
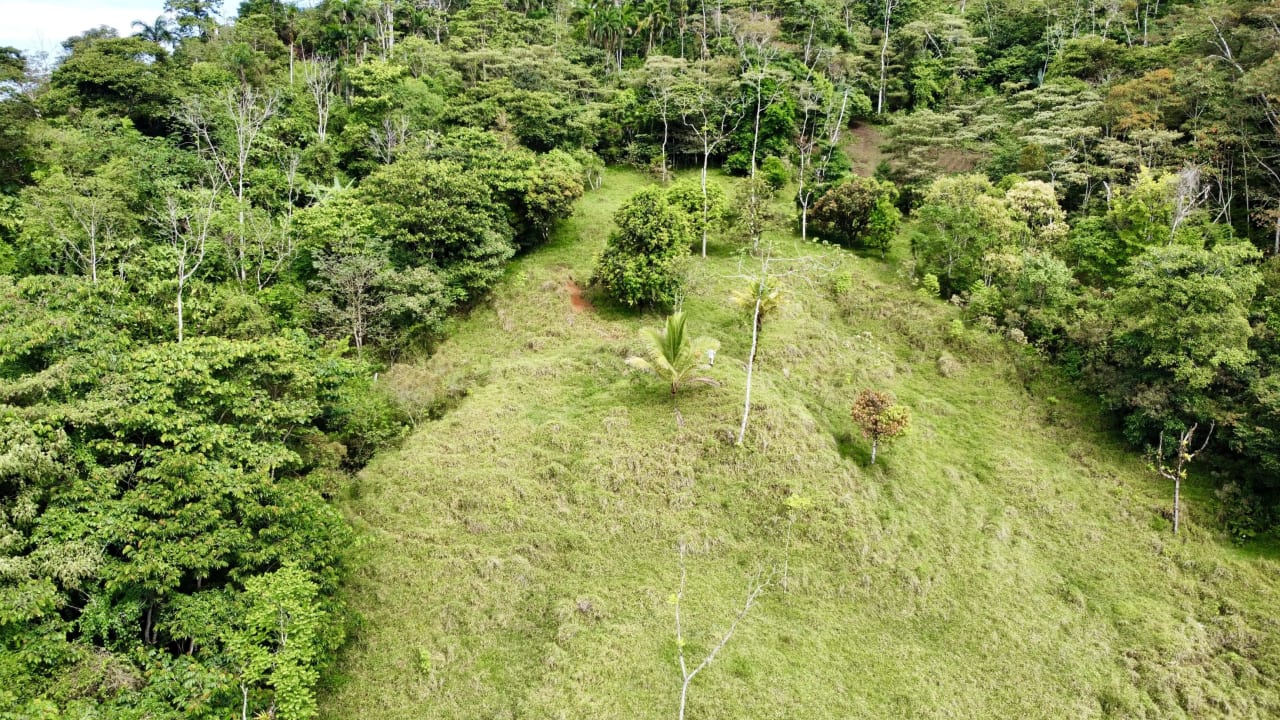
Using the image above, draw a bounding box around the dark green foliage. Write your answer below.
[46,37,175,133]
[810,176,900,253]
[359,155,514,296]
[0,322,383,717]
[594,185,691,308]
[519,150,586,246]
[760,155,791,191]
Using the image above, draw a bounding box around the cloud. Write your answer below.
[0,1,173,57]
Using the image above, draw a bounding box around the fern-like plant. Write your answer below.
[626,312,720,397]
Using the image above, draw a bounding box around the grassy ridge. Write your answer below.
[321,169,1280,719]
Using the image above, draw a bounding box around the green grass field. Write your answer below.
[320,168,1280,719]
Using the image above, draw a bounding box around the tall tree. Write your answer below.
[674,59,744,256]
[179,86,281,289]
[131,16,177,49]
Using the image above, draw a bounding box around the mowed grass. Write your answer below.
[320,168,1280,719]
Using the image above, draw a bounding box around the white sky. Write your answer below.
[0,0,177,58]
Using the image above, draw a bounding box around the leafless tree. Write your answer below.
[28,177,128,285]
[874,0,904,115]
[731,11,784,181]
[302,57,336,143]
[312,242,388,357]
[1169,164,1210,238]
[249,152,301,291]
[640,55,688,182]
[156,182,221,343]
[794,58,852,241]
[672,543,770,720]
[179,87,280,288]
[372,0,397,57]
[416,0,453,44]
[675,61,745,256]
[370,114,413,164]
[731,246,835,445]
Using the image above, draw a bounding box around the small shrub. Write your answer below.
[830,270,855,297]
[937,352,963,377]
[1215,482,1270,542]
[918,273,941,298]
[810,176,901,253]
[665,177,729,244]
[593,186,693,308]
[761,155,792,191]
[851,388,912,464]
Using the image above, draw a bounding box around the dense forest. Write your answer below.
[1,0,1279,716]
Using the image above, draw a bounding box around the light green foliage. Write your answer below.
[625,311,720,397]
[910,174,1015,295]
[325,169,1280,720]
[223,567,328,720]
[665,177,728,243]
[1004,180,1068,249]
[594,185,692,308]
[731,275,786,331]
[760,155,791,191]
[1113,240,1261,401]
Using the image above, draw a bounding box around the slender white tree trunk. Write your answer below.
[701,150,711,256]
[877,8,892,115]
[1173,475,1181,534]
[736,294,763,445]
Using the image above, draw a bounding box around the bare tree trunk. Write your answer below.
[1172,471,1182,532]
[876,0,895,115]
[701,149,711,256]
[1156,422,1214,535]
[871,438,878,464]
[158,186,219,344]
[736,293,763,446]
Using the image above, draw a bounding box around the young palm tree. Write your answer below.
[626,311,720,397]
[731,275,785,335]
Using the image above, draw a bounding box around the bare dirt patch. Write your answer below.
[566,278,593,312]
[845,123,886,177]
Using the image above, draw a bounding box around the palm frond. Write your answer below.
[625,312,720,397]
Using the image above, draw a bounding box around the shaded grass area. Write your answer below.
[322,168,1280,719]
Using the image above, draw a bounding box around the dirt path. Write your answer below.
[845,123,886,177]
[566,278,592,312]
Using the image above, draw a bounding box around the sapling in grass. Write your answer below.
[671,543,771,720]
[851,388,911,464]
[1153,422,1213,534]
[627,312,719,426]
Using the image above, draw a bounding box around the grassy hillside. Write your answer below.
[320,169,1280,719]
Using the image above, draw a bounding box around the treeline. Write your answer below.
[0,0,1278,715]
[881,2,1280,538]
